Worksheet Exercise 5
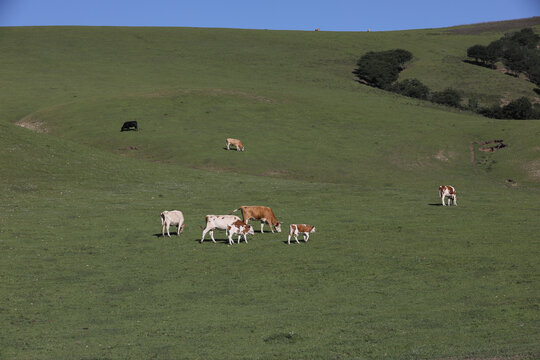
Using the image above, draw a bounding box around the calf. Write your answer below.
[226,138,245,151]
[288,224,316,244]
[439,185,457,206]
[201,215,242,243]
[227,220,255,245]
[121,121,138,132]
[161,210,186,237]
[231,206,282,233]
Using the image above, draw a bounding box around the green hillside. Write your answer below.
[0,19,539,359]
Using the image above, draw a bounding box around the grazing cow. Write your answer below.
[226,138,244,151]
[439,185,457,206]
[227,220,255,245]
[288,224,316,244]
[121,121,138,132]
[201,215,242,243]
[231,206,282,233]
[161,210,186,237]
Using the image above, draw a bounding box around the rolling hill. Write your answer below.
[0,18,539,359]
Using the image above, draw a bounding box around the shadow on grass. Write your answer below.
[428,203,443,206]
[197,238,233,245]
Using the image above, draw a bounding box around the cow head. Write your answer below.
[310,226,316,233]
[246,225,255,235]
[275,222,282,233]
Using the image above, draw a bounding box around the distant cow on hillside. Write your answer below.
[121,121,138,132]
[226,138,244,151]
[439,185,457,206]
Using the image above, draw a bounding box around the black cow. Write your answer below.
[121,121,138,132]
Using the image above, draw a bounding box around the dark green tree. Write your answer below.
[355,49,413,89]
[502,97,533,119]
[467,44,488,64]
[391,78,430,99]
[431,88,462,108]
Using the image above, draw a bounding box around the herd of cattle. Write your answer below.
[159,185,457,246]
[160,205,316,245]
[122,130,457,245]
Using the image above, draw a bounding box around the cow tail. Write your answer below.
[228,208,240,215]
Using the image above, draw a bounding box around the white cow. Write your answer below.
[227,220,255,245]
[201,215,242,243]
[161,210,186,237]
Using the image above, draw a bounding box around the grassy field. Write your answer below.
[0,19,539,359]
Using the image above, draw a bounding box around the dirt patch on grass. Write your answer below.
[470,140,507,164]
[14,120,49,133]
[447,17,540,34]
[524,160,540,179]
[434,150,456,162]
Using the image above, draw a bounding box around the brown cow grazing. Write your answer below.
[439,185,457,206]
[227,220,255,245]
[288,224,316,244]
[226,138,244,151]
[231,206,282,233]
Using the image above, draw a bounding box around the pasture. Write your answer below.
[0,20,539,359]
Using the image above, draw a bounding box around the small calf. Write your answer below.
[226,138,245,151]
[121,121,138,132]
[227,220,254,245]
[288,224,316,244]
[161,210,186,237]
[439,185,457,206]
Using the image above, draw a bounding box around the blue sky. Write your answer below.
[0,0,538,31]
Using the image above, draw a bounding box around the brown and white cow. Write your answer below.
[201,215,242,243]
[227,220,255,245]
[231,206,282,233]
[439,185,457,206]
[161,210,186,237]
[288,224,316,244]
[226,138,245,151]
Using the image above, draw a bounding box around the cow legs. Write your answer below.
[209,230,216,243]
[441,195,446,206]
[201,227,210,243]
[226,141,230,150]
[304,233,309,242]
[260,222,265,233]
[166,224,171,237]
[287,233,292,244]
[453,195,457,206]
[162,223,166,237]
[177,223,185,235]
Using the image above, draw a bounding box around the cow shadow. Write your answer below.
[428,203,443,206]
[196,237,232,245]
[154,233,183,238]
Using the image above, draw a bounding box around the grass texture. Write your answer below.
[0,19,539,359]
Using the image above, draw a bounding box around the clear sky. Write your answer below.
[0,0,538,31]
